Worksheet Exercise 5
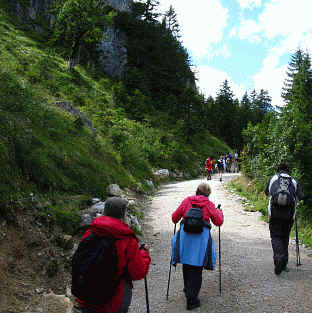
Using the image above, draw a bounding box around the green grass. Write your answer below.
[0,6,232,232]
[0,7,135,206]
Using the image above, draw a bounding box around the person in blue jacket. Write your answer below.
[171,183,224,310]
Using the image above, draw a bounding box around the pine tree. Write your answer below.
[143,0,160,23]
[281,50,312,199]
[163,5,181,38]
[282,49,305,102]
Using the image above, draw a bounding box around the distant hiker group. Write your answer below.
[205,152,240,182]
[71,162,305,312]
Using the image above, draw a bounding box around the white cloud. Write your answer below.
[158,0,228,57]
[253,54,287,107]
[234,0,312,52]
[260,0,312,39]
[235,19,262,42]
[195,65,245,100]
[237,0,261,9]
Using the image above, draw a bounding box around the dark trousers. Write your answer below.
[80,281,132,313]
[182,264,203,303]
[269,219,293,268]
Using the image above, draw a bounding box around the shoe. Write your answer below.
[274,263,282,275]
[187,299,200,310]
[282,265,290,272]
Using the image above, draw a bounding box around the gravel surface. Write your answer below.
[129,173,312,313]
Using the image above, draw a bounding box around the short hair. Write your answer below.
[104,197,128,219]
[196,182,211,197]
[277,162,289,172]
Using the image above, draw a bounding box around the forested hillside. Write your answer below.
[0,0,283,211]
[2,0,311,235]
[0,0,230,209]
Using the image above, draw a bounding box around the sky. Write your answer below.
[158,0,312,107]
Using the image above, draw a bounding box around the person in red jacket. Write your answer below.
[205,157,213,180]
[76,197,151,313]
[172,183,224,310]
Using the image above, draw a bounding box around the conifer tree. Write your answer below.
[163,5,181,38]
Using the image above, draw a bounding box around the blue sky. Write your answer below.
[158,0,312,107]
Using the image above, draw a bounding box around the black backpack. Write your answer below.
[71,232,120,305]
[270,173,296,220]
[183,207,204,234]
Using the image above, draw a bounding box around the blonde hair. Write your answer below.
[196,182,211,196]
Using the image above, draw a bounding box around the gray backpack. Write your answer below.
[271,173,296,219]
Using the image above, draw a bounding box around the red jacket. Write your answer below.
[77,216,151,313]
[172,195,224,226]
[205,159,213,171]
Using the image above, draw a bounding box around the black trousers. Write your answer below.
[269,219,293,268]
[80,281,132,313]
[182,264,203,302]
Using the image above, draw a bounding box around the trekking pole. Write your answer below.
[295,217,302,267]
[144,276,150,313]
[166,223,177,300]
[217,204,222,295]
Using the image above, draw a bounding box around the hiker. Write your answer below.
[226,152,233,173]
[265,163,304,275]
[171,183,224,310]
[216,156,224,181]
[205,157,213,180]
[73,197,151,313]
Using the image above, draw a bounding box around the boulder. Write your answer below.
[107,184,124,197]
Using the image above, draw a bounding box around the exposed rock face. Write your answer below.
[9,0,131,78]
[98,0,131,78]
[103,0,131,11]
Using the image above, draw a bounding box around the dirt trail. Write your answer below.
[129,173,312,313]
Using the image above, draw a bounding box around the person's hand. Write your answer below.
[140,243,149,251]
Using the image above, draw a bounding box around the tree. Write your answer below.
[51,0,116,70]
[282,49,305,103]
[163,5,181,38]
[211,80,240,147]
[141,0,160,22]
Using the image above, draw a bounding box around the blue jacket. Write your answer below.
[171,223,217,270]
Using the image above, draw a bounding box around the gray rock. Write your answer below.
[80,214,93,228]
[107,184,124,197]
[89,201,106,215]
[154,169,170,177]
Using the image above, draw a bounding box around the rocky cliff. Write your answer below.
[8,0,131,78]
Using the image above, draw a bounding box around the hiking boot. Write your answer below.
[187,299,200,311]
[274,263,283,275]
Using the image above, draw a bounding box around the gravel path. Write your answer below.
[129,173,312,313]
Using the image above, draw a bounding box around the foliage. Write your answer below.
[243,49,312,221]
[51,0,116,69]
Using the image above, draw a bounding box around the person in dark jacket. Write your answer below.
[171,183,224,310]
[265,163,304,275]
[76,197,151,313]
